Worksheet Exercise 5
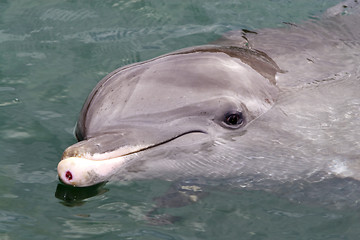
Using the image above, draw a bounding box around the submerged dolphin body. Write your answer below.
[58,1,360,187]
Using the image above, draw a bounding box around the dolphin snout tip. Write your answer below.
[58,155,127,187]
[57,157,79,186]
[57,157,96,187]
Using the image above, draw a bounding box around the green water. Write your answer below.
[2,0,359,239]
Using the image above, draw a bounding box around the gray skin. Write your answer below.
[58,1,360,187]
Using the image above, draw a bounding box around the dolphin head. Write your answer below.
[58,45,281,187]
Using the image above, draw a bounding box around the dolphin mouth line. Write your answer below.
[63,130,208,162]
[121,129,208,157]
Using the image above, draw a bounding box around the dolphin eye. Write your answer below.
[223,111,244,128]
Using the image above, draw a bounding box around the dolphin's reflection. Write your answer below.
[55,182,108,207]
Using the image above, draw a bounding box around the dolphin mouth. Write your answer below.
[58,130,207,187]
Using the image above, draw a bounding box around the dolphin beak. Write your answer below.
[57,132,150,187]
[58,129,208,187]
[57,155,127,187]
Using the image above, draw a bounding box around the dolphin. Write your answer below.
[58,1,360,187]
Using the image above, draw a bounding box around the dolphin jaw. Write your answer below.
[57,155,129,187]
[58,144,149,187]
[58,131,209,186]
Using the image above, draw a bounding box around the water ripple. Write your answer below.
[0,30,30,43]
[0,164,57,184]
[39,8,97,22]
[63,24,224,44]
[0,210,34,232]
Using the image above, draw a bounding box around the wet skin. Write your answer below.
[58,1,360,187]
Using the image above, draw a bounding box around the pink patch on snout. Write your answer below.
[65,171,73,181]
